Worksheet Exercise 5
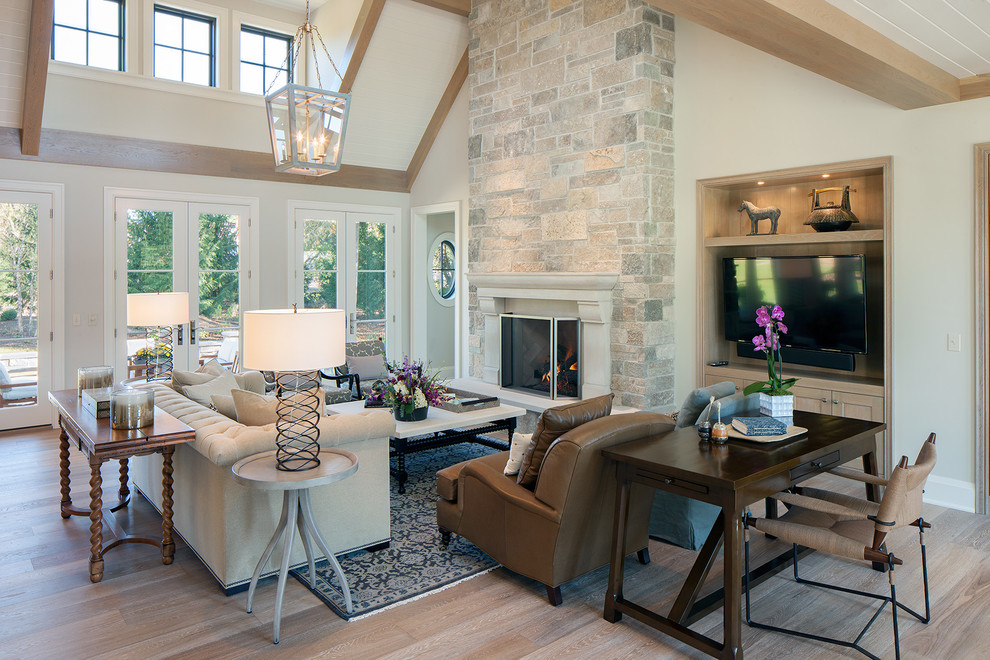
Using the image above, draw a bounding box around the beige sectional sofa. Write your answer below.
[129,382,395,594]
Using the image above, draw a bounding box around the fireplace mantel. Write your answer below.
[467,272,619,399]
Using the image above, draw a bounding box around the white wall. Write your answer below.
[409,86,469,210]
[0,158,408,390]
[673,20,989,510]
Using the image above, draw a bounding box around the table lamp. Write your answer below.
[127,292,191,381]
[242,306,346,471]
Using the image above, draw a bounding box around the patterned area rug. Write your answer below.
[290,443,500,620]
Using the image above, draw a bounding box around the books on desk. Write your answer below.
[731,416,787,436]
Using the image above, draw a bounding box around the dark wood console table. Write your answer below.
[49,389,196,583]
[602,411,885,659]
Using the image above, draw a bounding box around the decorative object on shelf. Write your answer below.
[738,200,781,235]
[242,305,346,471]
[743,304,798,421]
[264,0,349,176]
[127,292,190,382]
[380,356,452,422]
[77,365,113,396]
[711,401,728,444]
[806,185,860,232]
[110,387,155,430]
[81,387,112,418]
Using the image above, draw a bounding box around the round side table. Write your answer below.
[231,447,359,644]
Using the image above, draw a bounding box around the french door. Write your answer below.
[112,195,254,380]
[0,190,55,429]
[291,207,396,349]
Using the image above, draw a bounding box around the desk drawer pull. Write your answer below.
[637,469,709,495]
[789,451,841,481]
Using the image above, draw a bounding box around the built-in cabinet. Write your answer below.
[697,157,892,474]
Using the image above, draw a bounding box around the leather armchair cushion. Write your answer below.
[516,393,614,489]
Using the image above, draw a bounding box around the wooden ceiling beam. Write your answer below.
[405,47,468,190]
[645,0,962,110]
[961,74,990,102]
[407,0,470,18]
[0,127,409,193]
[20,0,54,156]
[338,0,386,95]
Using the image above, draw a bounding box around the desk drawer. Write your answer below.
[636,468,709,496]
[789,451,840,481]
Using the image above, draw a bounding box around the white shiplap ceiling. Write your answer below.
[342,0,468,170]
[824,0,990,77]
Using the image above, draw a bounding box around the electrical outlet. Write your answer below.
[88,314,98,326]
[947,333,961,352]
[72,314,81,326]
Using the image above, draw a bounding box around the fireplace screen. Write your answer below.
[500,314,580,399]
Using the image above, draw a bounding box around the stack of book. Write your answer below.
[730,416,787,437]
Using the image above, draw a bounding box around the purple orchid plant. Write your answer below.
[380,356,452,416]
[742,304,798,396]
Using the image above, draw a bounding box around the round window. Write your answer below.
[430,235,455,304]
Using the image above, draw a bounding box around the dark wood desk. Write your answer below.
[602,411,886,659]
[49,389,196,583]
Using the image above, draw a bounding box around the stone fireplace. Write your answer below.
[467,0,676,411]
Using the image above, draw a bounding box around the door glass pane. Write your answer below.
[0,203,39,408]
[303,218,337,309]
[354,221,386,341]
[197,213,240,365]
[126,210,174,377]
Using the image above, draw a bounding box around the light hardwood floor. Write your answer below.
[2,425,988,659]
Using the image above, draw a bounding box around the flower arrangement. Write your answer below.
[380,356,452,417]
[743,304,798,396]
[133,344,172,363]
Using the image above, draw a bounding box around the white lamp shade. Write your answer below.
[127,292,190,326]
[242,308,346,371]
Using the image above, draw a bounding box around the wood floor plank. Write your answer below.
[1,426,988,658]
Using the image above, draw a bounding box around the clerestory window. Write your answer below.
[52,0,125,71]
[153,5,215,87]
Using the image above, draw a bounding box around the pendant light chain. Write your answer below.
[264,0,345,95]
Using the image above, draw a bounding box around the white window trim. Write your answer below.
[428,232,456,307]
[287,200,401,360]
[102,187,261,371]
[0,179,66,426]
[143,0,228,90]
[232,11,301,97]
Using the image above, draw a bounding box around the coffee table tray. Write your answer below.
[438,388,499,413]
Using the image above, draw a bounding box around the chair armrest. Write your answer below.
[461,459,561,524]
[828,465,888,486]
[0,381,37,390]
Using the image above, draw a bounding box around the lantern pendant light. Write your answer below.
[265,0,350,176]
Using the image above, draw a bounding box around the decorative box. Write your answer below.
[438,388,499,413]
[81,387,113,419]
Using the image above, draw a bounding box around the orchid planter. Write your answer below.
[759,393,793,421]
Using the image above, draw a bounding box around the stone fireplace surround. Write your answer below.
[452,272,619,415]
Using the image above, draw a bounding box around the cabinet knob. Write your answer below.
[833,399,839,405]
[820,398,827,403]
[664,477,673,485]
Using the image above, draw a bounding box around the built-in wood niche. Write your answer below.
[697,156,892,474]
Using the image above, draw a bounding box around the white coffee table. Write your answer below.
[326,400,526,494]
[232,447,358,644]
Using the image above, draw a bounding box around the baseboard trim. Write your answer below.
[924,475,975,513]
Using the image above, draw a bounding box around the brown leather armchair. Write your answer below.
[437,411,673,605]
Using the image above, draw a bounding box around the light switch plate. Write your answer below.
[88,314,98,326]
[72,314,81,326]
[947,333,961,352]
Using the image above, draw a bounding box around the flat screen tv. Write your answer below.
[722,255,868,354]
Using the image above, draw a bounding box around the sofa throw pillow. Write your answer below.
[346,354,388,381]
[675,381,736,428]
[183,372,239,408]
[516,393,614,490]
[694,392,761,427]
[210,393,237,420]
[172,360,230,396]
[503,432,534,476]
[199,358,226,377]
[232,388,326,427]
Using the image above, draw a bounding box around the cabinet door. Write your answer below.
[832,392,884,422]
[792,385,831,414]
[704,375,747,394]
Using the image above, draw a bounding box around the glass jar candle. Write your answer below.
[78,366,114,396]
[110,388,155,430]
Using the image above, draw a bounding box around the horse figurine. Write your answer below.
[738,200,781,235]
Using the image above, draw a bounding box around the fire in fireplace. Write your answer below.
[500,314,580,399]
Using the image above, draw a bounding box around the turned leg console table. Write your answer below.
[48,389,196,583]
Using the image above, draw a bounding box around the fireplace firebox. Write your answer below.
[500,314,580,399]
